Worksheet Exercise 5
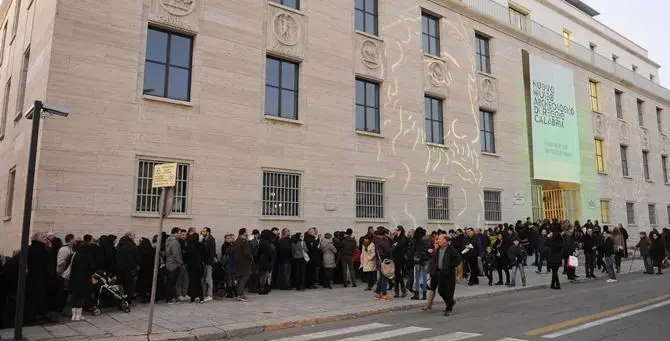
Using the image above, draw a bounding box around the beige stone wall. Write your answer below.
[0,0,667,252]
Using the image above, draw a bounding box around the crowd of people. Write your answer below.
[1,217,670,326]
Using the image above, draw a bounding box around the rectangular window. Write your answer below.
[356,179,384,219]
[642,150,650,180]
[4,167,15,218]
[594,139,605,173]
[599,200,610,223]
[265,57,299,120]
[0,79,10,138]
[484,190,502,222]
[421,13,440,56]
[354,0,378,36]
[268,0,299,9]
[143,27,193,101]
[648,204,657,226]
[620,145,629,177]
[637,99,644,127]
[562,29,572,51]
[663,155,668,183]
[475,34,491,74]
[424,96,443,144]
[262,170,301,217]
[657,107,663,132]
[508,7,527,31]
[135,160,189,214]
[0,23,6,65]
[427,185,450,221]
[480,109,495,153]
[355,79,380,133]
[614,90,623,119]
[11,0,21,37]
[667,205,670,225]
[16,48,29,117]
[588,80,600,112]
[626,202,635,225]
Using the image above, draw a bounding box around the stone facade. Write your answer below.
[0,0,668,252]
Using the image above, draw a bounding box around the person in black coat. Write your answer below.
[70,238,98,321]
[545,226,564,289]
[26,233,49,324]
[436,234,462,316]
[392,226,409,297]
[256,230,276,295]
[649,231,665,275]
[184,232,204,303]
[276,228,293,290]
[582,228,597,278]
[116,232,140,304]
[1,252,19,328]
[136,237,154,302]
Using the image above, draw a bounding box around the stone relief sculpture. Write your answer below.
[361,40,381,69]
[428,60,447,87]
[480,78,496,102]
[273,12,300,46]
[594,113,603,136]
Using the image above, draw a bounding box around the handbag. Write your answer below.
[663,258,670,269]
[377,249,395,280]
[567,255,579,269]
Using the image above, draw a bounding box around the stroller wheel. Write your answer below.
[92,307,102,316]
[121,301,131,313]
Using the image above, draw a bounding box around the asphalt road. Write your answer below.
[235,273,670,341]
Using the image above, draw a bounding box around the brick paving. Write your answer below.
[0,258,645,341]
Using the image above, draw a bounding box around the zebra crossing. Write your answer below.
[270,323,531,341]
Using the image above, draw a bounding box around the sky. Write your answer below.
[584,0,670,88]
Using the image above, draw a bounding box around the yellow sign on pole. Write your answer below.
[152,163,177,188]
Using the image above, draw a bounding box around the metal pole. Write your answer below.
[14,100,42,341]
[147,187,169,335]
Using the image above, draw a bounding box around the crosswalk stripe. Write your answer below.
[270,323,391,341]
[416,331,482,341]
[336,326,431,341]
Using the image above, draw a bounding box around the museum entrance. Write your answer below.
[531,181,580,223]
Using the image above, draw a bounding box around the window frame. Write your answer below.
[614,90,623,119]
[134,159,191,215]
[663,155,669,184]
[657,107,663,133]
[620,145,629,177]
[354,0,378,36]
[0,78,10,139]
[355,78,380,133]
[268,0,300,10]
[599,199,610,224]
[143,27,194,102]
[648,203,657,226]
[626,202,635,225]
[475,33,491,74]
[637,99,644,127]
[483,189,502,222]
[4,166,15,219]
[594,139,605,173]
[11,0,21,39]
[480,109,496,153]
[421,12,440,56]
[427,185,450,221]
[642,150,650,180]
[424,95,444,145]
[261,169,302,218]
[588,80,600,112]
[265,56,300,120]
[508,6,528,31]
[667,205,670,225]
[355,178,385,219]
[0,22,6,66]
[16,47,29,118]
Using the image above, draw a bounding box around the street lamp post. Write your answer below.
[14,100,70,341]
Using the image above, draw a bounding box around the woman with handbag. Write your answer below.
[359,236,376,290]
[373,228,393,301]
[612,227,625,273]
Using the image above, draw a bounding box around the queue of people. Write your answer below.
[1,218,670,326]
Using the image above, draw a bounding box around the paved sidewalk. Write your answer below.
[1,258,645,341]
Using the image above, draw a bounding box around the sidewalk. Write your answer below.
[1,258,645,341]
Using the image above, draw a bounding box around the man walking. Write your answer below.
[234,228,253,301]
[602,230,617,283]
[583,228,597,278]
[436,234,461,316]
[201,227,216,302]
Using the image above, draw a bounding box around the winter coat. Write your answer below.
[116,236,139,275]
[360,243,377,272]
[276,237,292,264]
[483,251,497,271]
[233,236,253,276]
[650,237,665,264]
[635,236,651,258]
[545,234,564,267]
[56,245,74,276]
[613,234,625,252]
[507,244,527,266]
[202,236,217,266]
[69,243,97,297]
[374,235,393,260]
[320,238,337,269]
[165,234,183,272]
[603,236,615,257]
[410,238,430,265]
[392,234,409,264]
[337,236,356,259]
[582,234,597,255]
[220,242,235,273]
[184,234,204,272]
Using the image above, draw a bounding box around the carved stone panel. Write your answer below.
[423,56,450,97]
[641,128,650,149]
[476,73,499,110]
[149,0,201,32]
[266,5,305,60]
[354,33,384,80]
[662,134,668,153]
[592,112,604,138]
[619,120,629,143]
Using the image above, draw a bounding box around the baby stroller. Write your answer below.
[90,271,131,315]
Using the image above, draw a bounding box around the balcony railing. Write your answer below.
[457,0,670,101]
